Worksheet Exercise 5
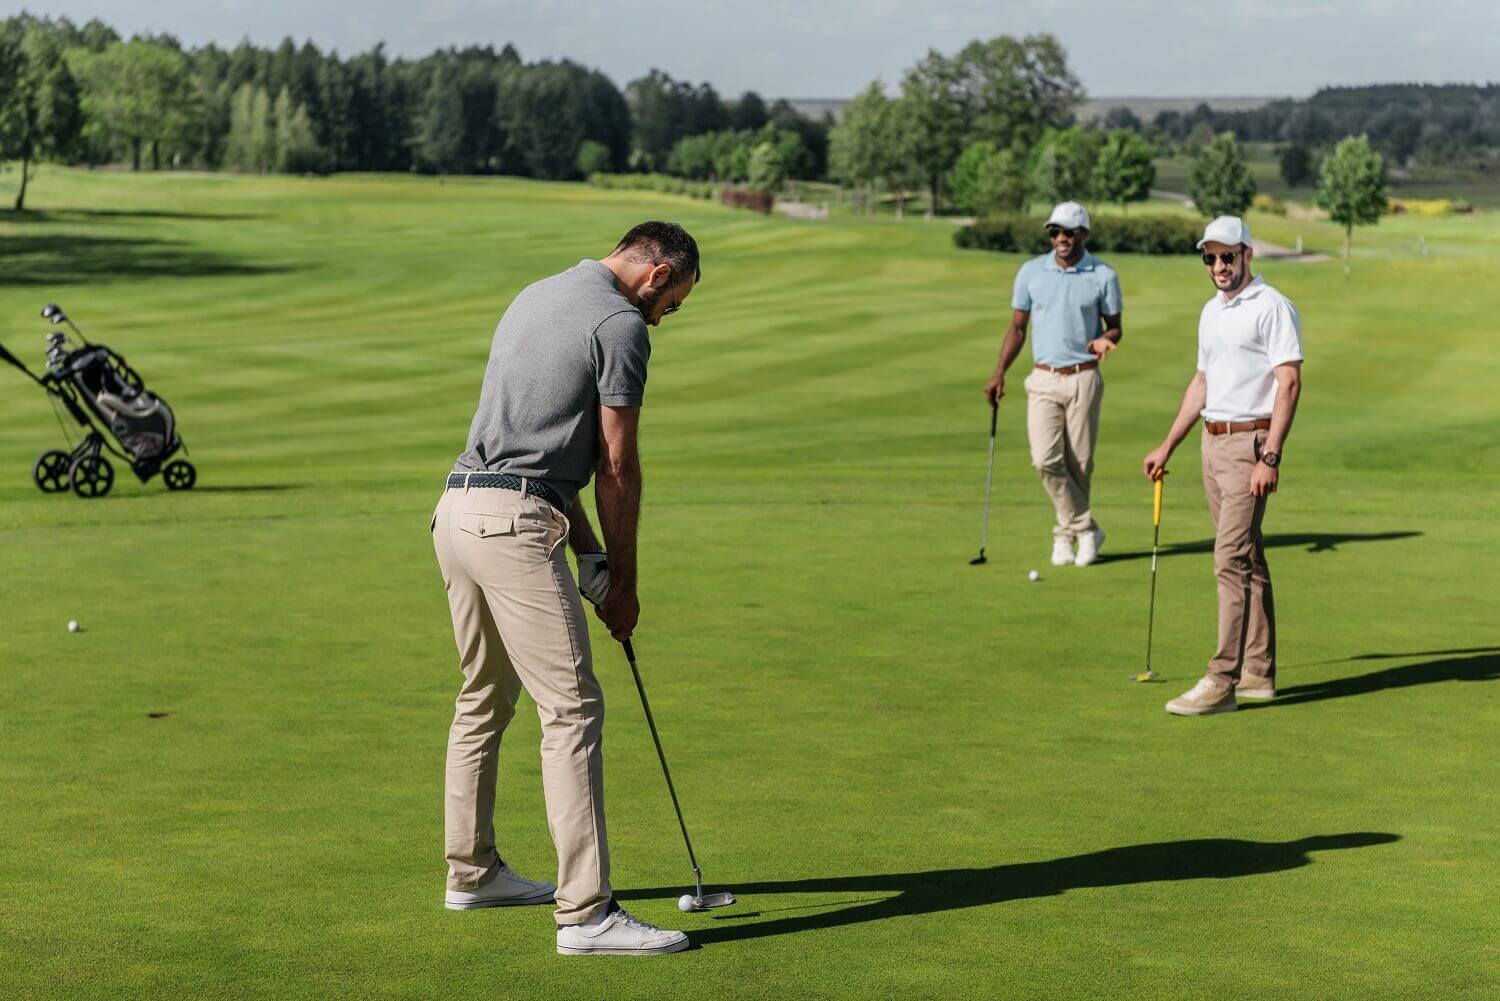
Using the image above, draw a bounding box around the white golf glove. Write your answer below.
[576,552,610,606]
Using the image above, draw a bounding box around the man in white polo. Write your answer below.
[984,201,1123,567]
[1143,216,1303,716]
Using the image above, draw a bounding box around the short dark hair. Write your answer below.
[612,221,701,284]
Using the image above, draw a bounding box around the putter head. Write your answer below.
[1128,671,1159,683]
[969,553,987,565]
[687,891,736,911]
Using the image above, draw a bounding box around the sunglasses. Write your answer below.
[1047,227,1081,239]
[1201,250,1243,266]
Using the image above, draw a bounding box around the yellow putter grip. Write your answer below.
[1152,475,1165,527]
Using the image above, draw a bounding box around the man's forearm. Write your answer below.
[594,460,641,591]
[566,498,602,556]
[1265,368,1301,455]
[996,325,1026,375]
[1163,373,1208,454]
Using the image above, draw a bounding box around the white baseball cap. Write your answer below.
[1197,215,1252,249]
[1044,201,1090,230]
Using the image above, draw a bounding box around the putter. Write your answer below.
[1130,473,1168,682]
[621,639,735,911]
[970,403,999,565]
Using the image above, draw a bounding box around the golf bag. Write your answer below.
[0,304,196,498]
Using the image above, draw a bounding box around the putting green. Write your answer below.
[0,169,1495,999]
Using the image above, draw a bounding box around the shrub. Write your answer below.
[954,215,1202,255]
[1387,197,1454,216]
[1252,193,1287,216]
[720,186,774,214]
[589,172,715,199]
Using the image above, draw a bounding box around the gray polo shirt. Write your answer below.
[453,259,650,508]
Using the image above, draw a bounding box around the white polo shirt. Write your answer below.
[1197,276,1303,422]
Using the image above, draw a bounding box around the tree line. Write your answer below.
[1114,84,1500,169]
[0,12,830,210]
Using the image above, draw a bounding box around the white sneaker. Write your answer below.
[556,904,689,956]
[1074,524,1106,566]
[1050,537,1075,566]
[444,863,555,910]
[1165,678,1238,716]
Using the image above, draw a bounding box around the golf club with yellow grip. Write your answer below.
[1130,472,1167,682]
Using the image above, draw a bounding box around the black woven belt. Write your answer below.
[445,472,564,509]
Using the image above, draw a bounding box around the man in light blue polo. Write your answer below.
[983,201,1123,566]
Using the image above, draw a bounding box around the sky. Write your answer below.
[5,0,1494,99]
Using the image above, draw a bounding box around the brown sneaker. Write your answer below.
[1165,678,1237,716]
[1237,675,1276,701]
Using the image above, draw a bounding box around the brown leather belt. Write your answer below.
[1204,419,1271,435]
[1034,360,1098,375]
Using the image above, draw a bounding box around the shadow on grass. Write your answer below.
[1251,649,1498,708]
[0,233,297,286]
[0,208,260,224]
[1096,531,1422,564]
[616,833,1398,946]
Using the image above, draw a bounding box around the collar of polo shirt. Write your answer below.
[1045,250,1096,274]
[1219,274,1266,306]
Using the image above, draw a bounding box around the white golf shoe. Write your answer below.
[444,863,555,910]
[1074,524,1106,566]
[556,904,689,956]
[1050,537,1075,566]
[1165,678,1238,716]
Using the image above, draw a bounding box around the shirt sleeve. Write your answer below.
[1100,269,1123,315]
[591,310,650,407]
[1264,300,1304,366]
[1011,263,1032,312]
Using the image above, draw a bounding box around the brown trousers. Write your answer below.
[431,483,610,925]
[1024,367,1104,540]
[1200,428,1277,688]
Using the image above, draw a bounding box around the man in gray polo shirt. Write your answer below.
[432,221,699,956]
[983,201,1123,567]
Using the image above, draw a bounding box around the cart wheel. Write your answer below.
[32,450,72,493]
[70,454,114,498]
[162,459,196,491]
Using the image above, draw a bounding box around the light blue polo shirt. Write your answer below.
[1011,251,1123,367]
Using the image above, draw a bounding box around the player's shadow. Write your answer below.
[1249,648,1499,708]
[1095,530,1421,564]
[616,833,1398,946]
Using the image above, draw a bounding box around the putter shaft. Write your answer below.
[973,404,998,563]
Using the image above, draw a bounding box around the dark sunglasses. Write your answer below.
[1047,227,1081,239]
[1201,250,1243,266]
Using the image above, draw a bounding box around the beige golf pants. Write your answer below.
[1201,429,1276,688]
[1024,366,1104,540]
[431,483,610,925]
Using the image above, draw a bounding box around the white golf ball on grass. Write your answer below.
[68,620,80,633]
[1028,570,1040,582]
[677,894,695,912]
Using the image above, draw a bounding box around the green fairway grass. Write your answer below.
[1,168,1496,999]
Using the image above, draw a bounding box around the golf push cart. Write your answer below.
[0,304,195,498]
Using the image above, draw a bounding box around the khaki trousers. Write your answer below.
[1024,367,1104,539]
[1200,429,1277,688]
[431,484,610,925]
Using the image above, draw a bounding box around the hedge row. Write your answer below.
[954,215,1204,255]
[719,187,774,214]
[589,172,717,199]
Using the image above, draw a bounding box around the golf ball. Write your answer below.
[677,894,695,912]
[1028,570,1040,582]
[67,620,80,633]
